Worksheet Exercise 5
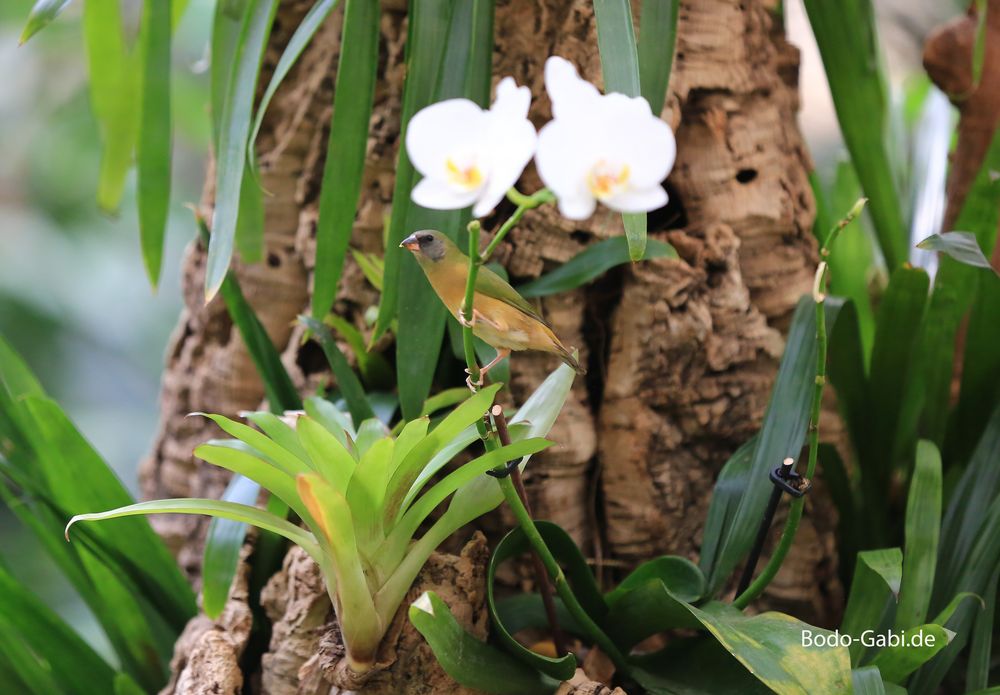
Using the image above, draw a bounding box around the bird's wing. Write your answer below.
[474,265,551,327]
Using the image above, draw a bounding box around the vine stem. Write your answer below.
[460,195,630,673]
[732,198,867,610]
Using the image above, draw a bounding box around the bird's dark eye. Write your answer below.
[418,235,431,245]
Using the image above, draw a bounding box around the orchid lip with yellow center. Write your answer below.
[445,156,485,191]
[586,160,630,200]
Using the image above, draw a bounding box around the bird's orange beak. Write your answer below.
[400,234,419,252]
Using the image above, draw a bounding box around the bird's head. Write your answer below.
[400,230,449,262]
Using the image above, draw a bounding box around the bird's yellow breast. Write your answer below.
[424,267,562,354]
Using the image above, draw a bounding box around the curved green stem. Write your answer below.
[732,198,866,610]
[458,195,628,674]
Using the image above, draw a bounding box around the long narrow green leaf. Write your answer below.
[851,666,887,695]
[311,0,380,320]
[198,214,300,624]
[801,0,906,269]
[698,437,756,581]
[637,0,678,115]
[860,267,929,525]
[869,624,953,683]
[594,0,647,260]
[410,591,558,695]
[194,441,306,519]
[966,565,998,692]
[517,237,676,297]
[14,395,195,612]
[445,363,575,525]
[19,0,72,44]
[842,549,902,666]
[197,412,310,477]
[0,561,115,695]
[376,0,494,419]
[387,438,551,549]
[373,0,455,344]
[296,416,357,491]
[896,440,941,631]
[921,129,1000,444]
[708,297,845,591]
[248,0,340,157]
[66,498,321,561]
[300,316,376,425]
[82,0,139,212]
[201,475,261,619]
[137,0,172,287]
[296,474,380,652]
[209,224,302,410]
[382,383,501,524]
[948,274,1000,463]
[0,619,64,695]
[206,0,280,300]
[394,1,492,419]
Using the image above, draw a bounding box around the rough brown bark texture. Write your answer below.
[143,0,838,691]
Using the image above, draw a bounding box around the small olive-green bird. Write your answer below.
[401,230,585,380]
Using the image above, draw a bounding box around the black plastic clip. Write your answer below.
[770,464,811,498]
[486,459,519,479]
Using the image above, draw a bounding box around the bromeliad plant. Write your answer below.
[67,368,575,674]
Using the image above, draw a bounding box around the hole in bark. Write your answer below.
[582,264,627,412]
[736,168,757,184]
[267,252,281,268]
[648,181,687,232]
[296,338,328,378]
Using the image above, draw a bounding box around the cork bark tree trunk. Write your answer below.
[142,1,839,692]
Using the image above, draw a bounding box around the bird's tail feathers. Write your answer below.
[556,346,587,375]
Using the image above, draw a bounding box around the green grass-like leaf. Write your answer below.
[137,0,173,287]
[637,0,678,116]
[83,0,139,212]
[707,297,847,591]
[594,0,647,261]
[311,0,381,320]
[19,0,72,44]
[376,0,495,419]
[300,316,377,425]
[842,549,902,665]
[201,474,261,619]
[248,0,340,162]
[802,0,906,270]
[66,498,321,561]
[895,440,942,631]
[206,0,280,300]
[517,236,676,298]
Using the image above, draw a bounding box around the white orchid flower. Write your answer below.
[406,77,537,219]
[536,56,676,220]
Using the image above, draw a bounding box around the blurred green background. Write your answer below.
[0,0,212,655]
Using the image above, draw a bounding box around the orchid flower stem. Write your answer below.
[460,209,629,673]
[732,198,866,611]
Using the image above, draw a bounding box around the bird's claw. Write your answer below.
[458,313,475,329]
[464,368,484,391]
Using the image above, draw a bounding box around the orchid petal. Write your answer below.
[406,99,488,178]
[604,186,668,214]
[412,177,480,211]
[475,118,537,218]
[544,56,601,119]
